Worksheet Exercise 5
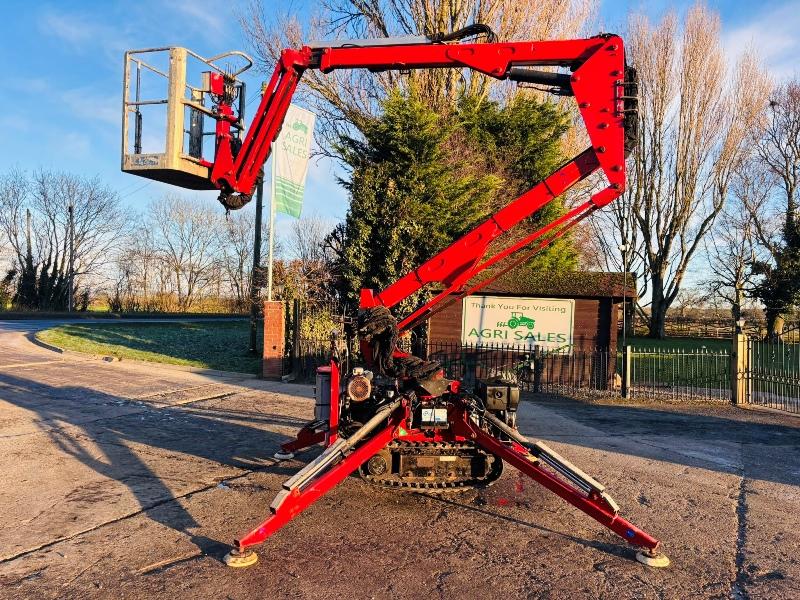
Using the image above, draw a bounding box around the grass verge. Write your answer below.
[37,321,261,374]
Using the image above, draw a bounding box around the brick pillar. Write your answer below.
[262,301,285,379]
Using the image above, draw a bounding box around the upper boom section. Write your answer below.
[121,31,635,328]
[209,34,628,210]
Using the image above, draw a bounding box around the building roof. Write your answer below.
[474,271,636,301]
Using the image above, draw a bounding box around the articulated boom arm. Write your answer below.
[210,34,668,571]
[211,34,629,327]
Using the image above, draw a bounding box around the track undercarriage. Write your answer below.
[359,440,503,491]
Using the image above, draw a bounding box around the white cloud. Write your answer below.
[37,6,133,66]
[39,9,95,46]
[723,1,800,80]
[60,88,120,127]
[169,0,231,43]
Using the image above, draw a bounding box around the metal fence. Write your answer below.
[747,338,800,413]
[429,342,732,402]
[427,342,615,396]
[285,332,800,413]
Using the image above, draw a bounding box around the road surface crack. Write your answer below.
[731,474,750,600]
[0,461,272,564]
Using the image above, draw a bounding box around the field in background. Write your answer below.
[37,322,261,374]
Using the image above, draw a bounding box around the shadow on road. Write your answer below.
[0,370,305,557]
[4,364,800,566]
[525,394,800,486]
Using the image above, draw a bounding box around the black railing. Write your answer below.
[285,334,800,413]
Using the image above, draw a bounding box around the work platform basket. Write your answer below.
[121,47,252,190]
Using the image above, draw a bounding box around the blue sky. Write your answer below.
[0,0,797,251]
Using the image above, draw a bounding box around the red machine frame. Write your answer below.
[139,32,665,567]
[238,387,660,556]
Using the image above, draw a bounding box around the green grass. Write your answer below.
[37,321,261,374]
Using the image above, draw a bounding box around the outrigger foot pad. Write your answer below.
[274,450,295,460]
[224,548,258,568]
[636,549,670,568]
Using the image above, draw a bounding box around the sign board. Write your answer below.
[461,295,575,352]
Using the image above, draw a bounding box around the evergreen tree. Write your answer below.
[751,210,800,339]
[457,94,575,276]
[334,90,572,313]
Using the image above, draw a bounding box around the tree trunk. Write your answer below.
[765,311,785,341]
[731,287,743,324]
[648,275,668,338]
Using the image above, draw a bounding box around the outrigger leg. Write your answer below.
[273,421,326,460]
[224,400,404,567]
[452,407,670,568]
[227,396,668,569]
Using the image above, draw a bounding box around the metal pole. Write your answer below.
[267,150,276,302]
[621,242,628,349]
[249,178,264,354]
[68,202,74,313]
[619,242,629,397]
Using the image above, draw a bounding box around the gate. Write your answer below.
[746,338,800,413]
[626,347,731,402]
[428,342,615,396]
[283,298,348,382]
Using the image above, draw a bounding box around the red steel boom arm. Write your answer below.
[210,34,629,327]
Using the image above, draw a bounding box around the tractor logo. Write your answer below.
[292,121,308,134]
[507,311,535,330]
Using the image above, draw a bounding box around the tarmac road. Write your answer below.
[0,320,799,599]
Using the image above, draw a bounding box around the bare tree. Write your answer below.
[0,170,29,262]
[748,78,800,337]
[147,196,222,312]
[704,162,771,322]
[241,0,596,155]
[110,222,163,312]
[592,4,770,338]
[217,209,275,311]
[672,286,707,319]
[218,210,256,311]
[0,169,128,309]
[281,215,336,301]
[758,80,800,241]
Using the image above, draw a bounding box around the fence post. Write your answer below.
[731,329,749,405]
[532,346,544,393]
[621,344,632,398]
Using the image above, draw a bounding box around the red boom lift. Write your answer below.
[122,26,669,570]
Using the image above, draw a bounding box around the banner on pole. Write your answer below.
[273,104,315,218]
